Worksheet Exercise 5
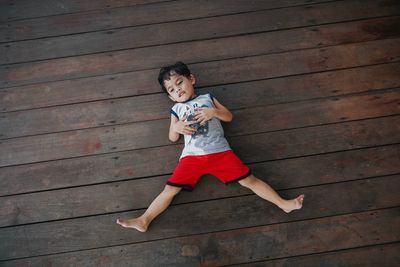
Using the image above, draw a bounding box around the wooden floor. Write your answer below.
[1,0,399,266]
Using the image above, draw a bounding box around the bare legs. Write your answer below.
[239,174,304,213]
[117,175,304,232]
[116,185,181,232]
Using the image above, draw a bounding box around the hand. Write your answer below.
[172,116,197,135]
[193,108,215,125]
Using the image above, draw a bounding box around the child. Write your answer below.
[117,62,304,232]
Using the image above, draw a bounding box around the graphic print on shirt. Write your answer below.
[182,103,210,143]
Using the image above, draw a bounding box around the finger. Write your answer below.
[183,129,196,135]
[198,118,207,124]
[185,126,197,132]
[186,120,197,125]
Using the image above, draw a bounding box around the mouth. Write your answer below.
[178,92,184,97]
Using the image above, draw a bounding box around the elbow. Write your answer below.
[169,137,177,143]
[169,134,179,143]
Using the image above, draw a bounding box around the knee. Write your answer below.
[238,175,258,188]
[163,185,181,197]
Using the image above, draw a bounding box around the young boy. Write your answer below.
[117,62,304,232]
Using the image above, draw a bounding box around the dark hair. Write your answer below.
[158,61,191,93]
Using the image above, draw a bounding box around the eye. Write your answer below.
[178,80,183,85]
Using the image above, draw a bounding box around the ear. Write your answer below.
[190,74,196,85]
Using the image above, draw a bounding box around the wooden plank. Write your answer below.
[1,60,399,113]
[1,35,399,89]
[0,0,334,42]
[0,178,398,260]
[1,142,399,226]
[1,81,399,139]
[228,116,400,163]
[0,88,399,166]
[237,243,400,267]
[2,212,399,267]
[0,145,182,196]
[2,17,400,88]
[0,0,170,22]
[0,139,398,197]
[2,12,399,65]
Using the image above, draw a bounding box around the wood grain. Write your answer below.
[0,0,170,22]
[2,61,399,113]
[0,141,398,197]
[1,144,399,226]
[0,0,334,42]
[2,212,399,266]
[0,92,399,166]
[237,243,400,267]
[0,181,398,260]
[2,13,399,65]
[2,12,400,87]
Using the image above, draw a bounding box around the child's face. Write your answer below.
[164,74,196,102]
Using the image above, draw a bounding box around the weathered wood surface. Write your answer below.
[1,146,399,226]
[238,243,400,267]
[2,11,399,65]
[1,104,399,167]
[1,206,398,264]
[1,61,399,113]
[2,19,400,87]
[0,0,170,22]
[0,142,398,197]
[0,0,335,42]
[2,81,399,138]
[1,0,399,266]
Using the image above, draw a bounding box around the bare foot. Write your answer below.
[116,218,148,232]
[282,194,305,213]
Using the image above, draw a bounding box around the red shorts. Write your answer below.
[167,150,251,191]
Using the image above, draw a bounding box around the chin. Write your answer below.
[178,96,189,102]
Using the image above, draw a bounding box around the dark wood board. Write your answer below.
[0,95,399,166]
[0,0,334,42]
[0,183,398,261]
[1,144,399,226]
[0,142,398,197]
[1,80,399,138]
[1,0,399,265]
[0,23,399,87]
[0,0,170,22]
[1,61,399,113]
[2,13,399,65]
[237,243,400,267]
[2,211,399,266]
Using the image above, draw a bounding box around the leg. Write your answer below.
[239,175,304,213]
[116,185,181,232]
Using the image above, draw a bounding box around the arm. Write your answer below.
[193,97,233,124]
[169,114,197,142]
[169,114,180,142]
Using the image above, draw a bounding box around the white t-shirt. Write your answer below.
[171,93,231,159]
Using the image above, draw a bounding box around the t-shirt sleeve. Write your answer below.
[170,104,179,119]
